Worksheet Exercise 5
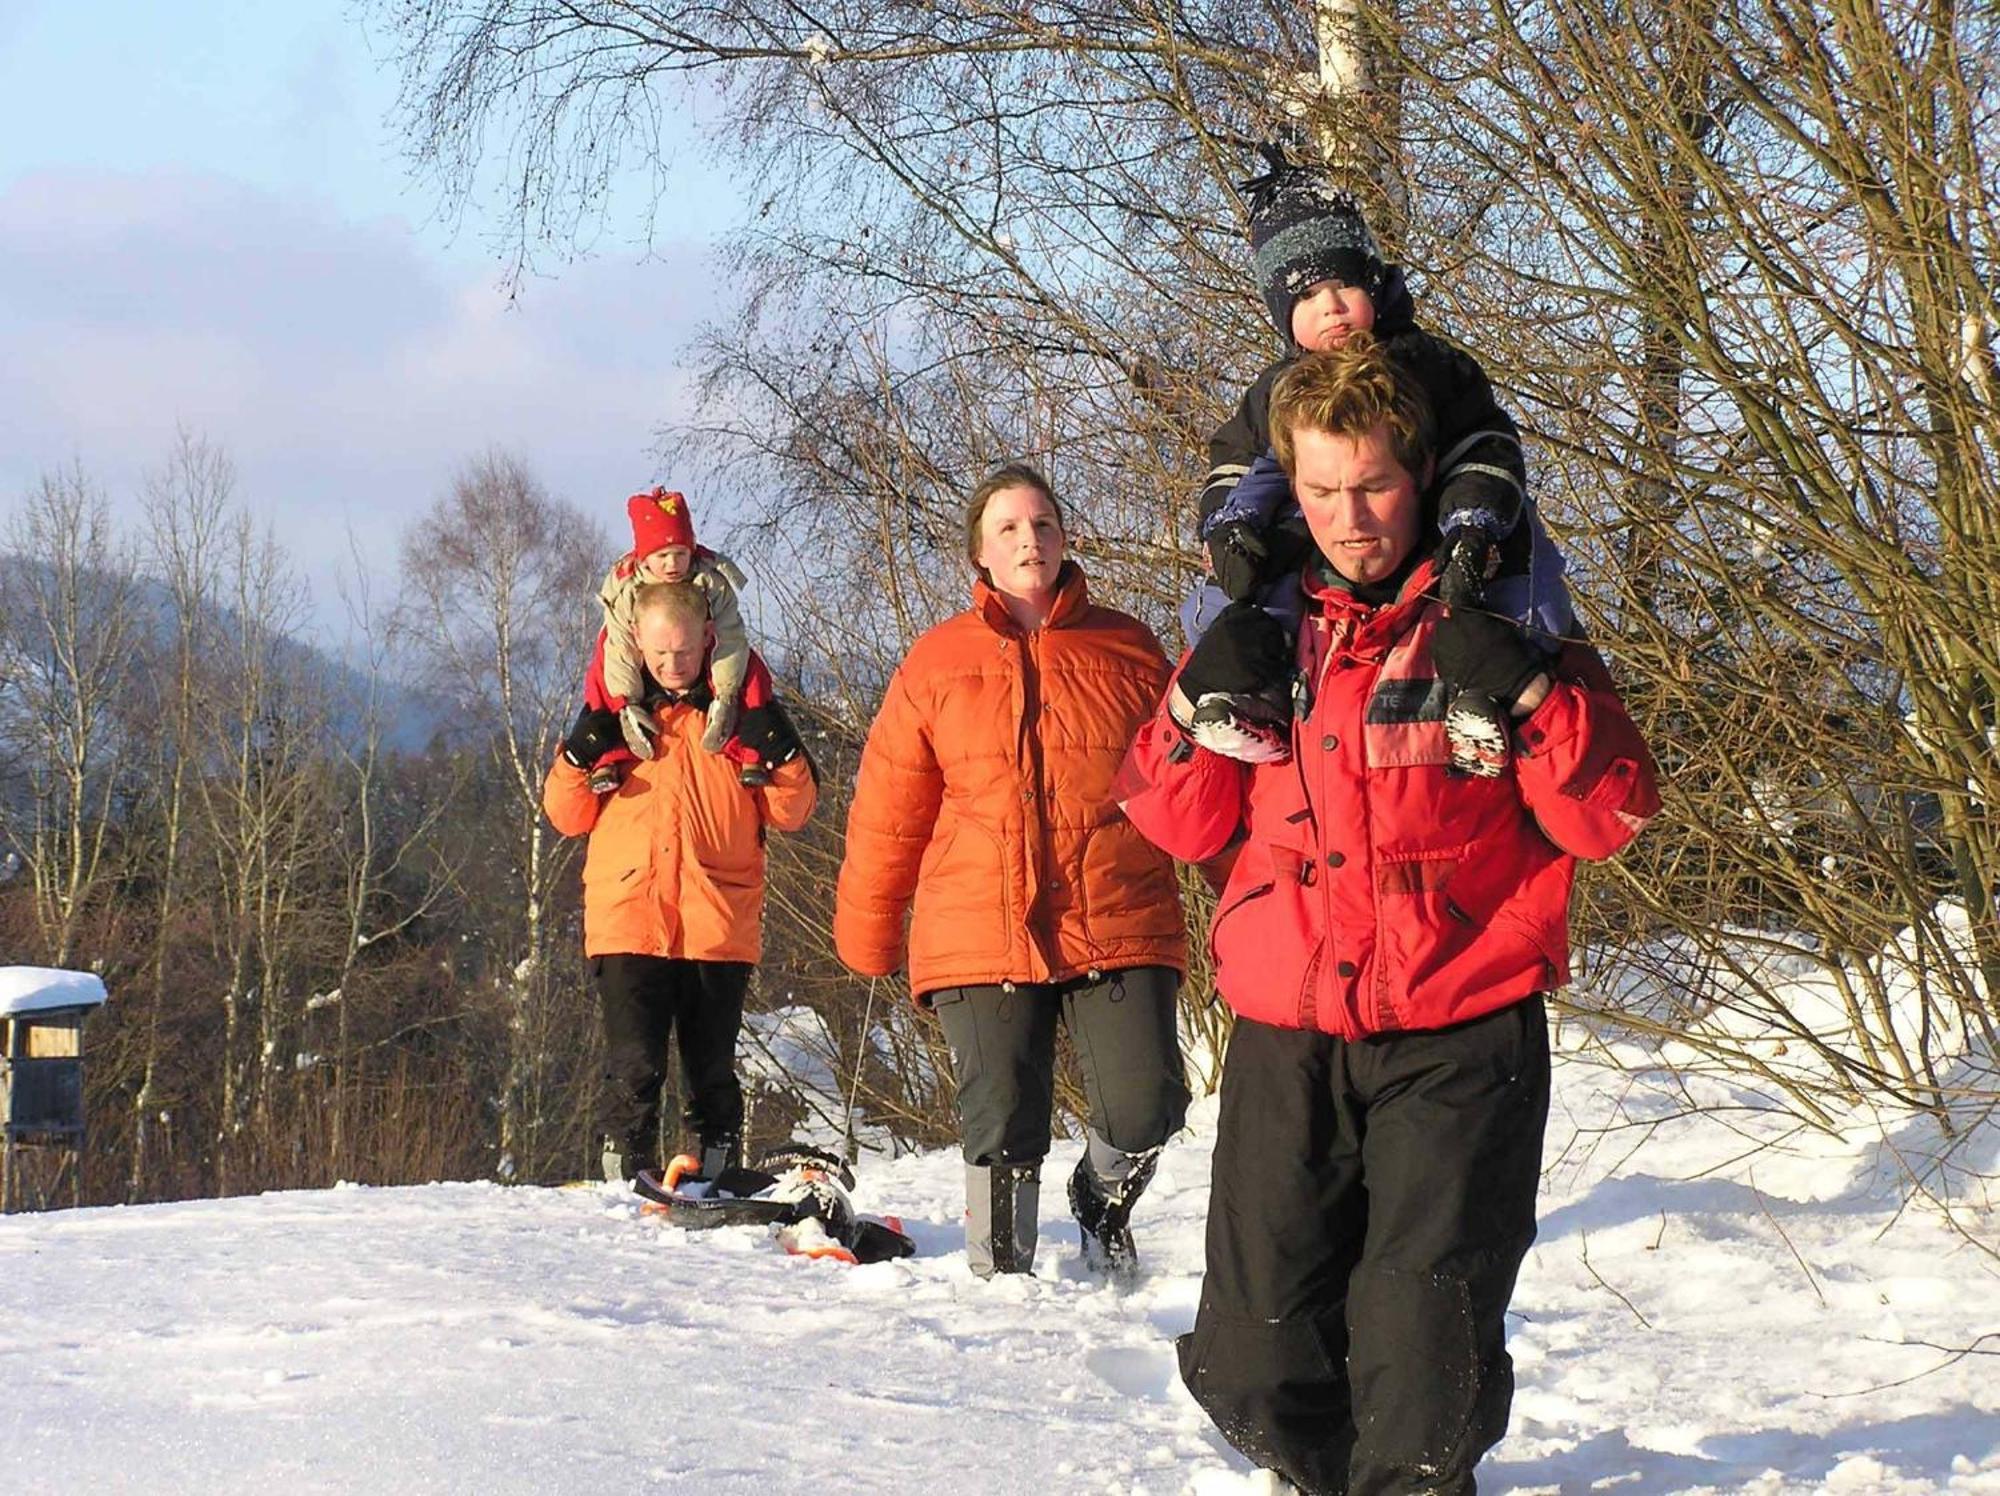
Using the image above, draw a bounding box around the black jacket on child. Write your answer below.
[1197,268,1528,565]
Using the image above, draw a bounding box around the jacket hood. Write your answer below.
[1371,265,1417,336]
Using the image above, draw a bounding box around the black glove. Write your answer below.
[736,700,803,770]
[561,706,621,769]
[1430,609,1547,712]
[1207,519,1270,602]
[1435,522,1499,610]
[1180,601,1294,704]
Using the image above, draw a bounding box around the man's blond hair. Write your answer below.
[1269,333,1437,477]
[631,580,710,631]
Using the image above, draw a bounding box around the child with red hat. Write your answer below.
[577,487,775,792]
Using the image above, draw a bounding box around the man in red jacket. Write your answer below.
[1118,336,1659,1495]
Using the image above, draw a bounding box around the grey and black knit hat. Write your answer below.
[1242,144,1385,343]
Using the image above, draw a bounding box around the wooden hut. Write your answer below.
[0,967,107,1211]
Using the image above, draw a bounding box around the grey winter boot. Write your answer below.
[600,1136,630,1185]
[1068,1133,1162,1280]
[965,1161,1040,1277]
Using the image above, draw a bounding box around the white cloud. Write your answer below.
[0,167,729,641]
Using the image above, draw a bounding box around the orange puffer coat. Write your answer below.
[834,564,1186,998]
[543,697,817,962]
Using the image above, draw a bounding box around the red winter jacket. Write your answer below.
[1117,560,1659,1038]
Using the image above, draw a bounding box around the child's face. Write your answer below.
[639,545,693,583]
[1291,279,1377,352]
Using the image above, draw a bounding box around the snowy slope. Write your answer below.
[2,1041,1996,1495]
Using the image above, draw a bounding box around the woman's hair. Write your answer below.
[964,462,1067,569]
[1269,332,1437,476]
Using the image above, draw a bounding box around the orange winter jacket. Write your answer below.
[834,564,1187,998]
[543,698,817,962]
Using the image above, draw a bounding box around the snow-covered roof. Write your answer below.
[0,966,108,1017]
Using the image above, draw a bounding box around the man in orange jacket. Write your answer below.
[543,581,818,1184]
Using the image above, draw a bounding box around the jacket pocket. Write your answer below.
[910,819,1011,969]
[1206,853,1278,961]
[1076,821,1182,943]
[706,859,761,893]
[582,855,645,900]
[1435,841,1510,929]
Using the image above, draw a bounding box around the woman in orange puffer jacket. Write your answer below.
[834,462,1189,1279]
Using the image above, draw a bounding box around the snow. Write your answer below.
[2,1040,1996,1494]
[0,966,106,1017]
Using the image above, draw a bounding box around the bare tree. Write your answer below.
[371,0,2000,1143]
[1372,0,2000,1128]
[126,432,233,1198]
[192,513,336,1190]
[315,534,465,1176]
[0,465,143,968]
[394,450,607,1180]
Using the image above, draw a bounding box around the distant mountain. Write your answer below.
[0,554,445,756]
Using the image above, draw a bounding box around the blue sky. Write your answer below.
[0,0,748,640]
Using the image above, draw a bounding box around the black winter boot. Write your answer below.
[696,1132,742,1183]
[1069,1145,1161,1280]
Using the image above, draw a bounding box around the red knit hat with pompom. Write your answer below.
[627,488,695,556]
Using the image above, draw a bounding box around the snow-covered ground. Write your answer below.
[2,1028,1995,1495]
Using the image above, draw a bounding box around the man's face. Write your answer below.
[1290,422,1428,586]
[635,609,712,691]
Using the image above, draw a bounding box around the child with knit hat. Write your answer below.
[577,487,776,793]
[1178,145,1575,775]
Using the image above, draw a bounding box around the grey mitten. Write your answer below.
[619,703,658,761]
[701,695,740,755]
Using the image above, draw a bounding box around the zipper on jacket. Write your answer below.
[1021,627,1059,980]
[1318,620,1373,1038]
[1290,620,1330,1030]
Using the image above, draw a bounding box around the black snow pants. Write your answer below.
[592,954,750,1169]
[1179,998,1551,1496]
[929,965,1191,1165]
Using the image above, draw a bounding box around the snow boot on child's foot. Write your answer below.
[701,694,740,754]
[1185,687,1292,765]
[1068,1143,1161,1280]
[619,703,658,761]
[1444,689,1510,778]
[965,1161,1040,1277]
